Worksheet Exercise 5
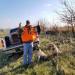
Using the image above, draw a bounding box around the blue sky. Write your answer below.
[0,0,67,28]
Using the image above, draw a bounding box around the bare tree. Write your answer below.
[57,0,75,37]
[39,19,47,32]
[51,24,58,32]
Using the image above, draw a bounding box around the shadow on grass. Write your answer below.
[10,65,26,74]
[9,59,50,74]
[9,63,36,74]
[0,51,23,69]
[0,72,7,75]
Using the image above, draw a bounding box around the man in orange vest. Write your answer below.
[21,20,36,66]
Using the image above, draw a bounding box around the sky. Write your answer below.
[0,0,74,29]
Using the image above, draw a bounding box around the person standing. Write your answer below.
[21,20,36,66]
[18,22,23,43]
[35,22,41,43]
[36,22,41,35]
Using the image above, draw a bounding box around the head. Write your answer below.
[26,20,30,25]
[19,22,21,28]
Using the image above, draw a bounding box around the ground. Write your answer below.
[0,33,75,75]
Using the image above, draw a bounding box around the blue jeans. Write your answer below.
[23,42,33,65]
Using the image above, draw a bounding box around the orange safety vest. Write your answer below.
[21,25,37,42]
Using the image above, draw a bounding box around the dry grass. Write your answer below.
[0,33,75,75]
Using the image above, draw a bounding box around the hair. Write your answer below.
[26,20,30,25]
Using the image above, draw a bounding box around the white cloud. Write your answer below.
[45,3,51,7]
[46,3,51,6]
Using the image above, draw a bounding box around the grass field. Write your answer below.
[0,33,75,75]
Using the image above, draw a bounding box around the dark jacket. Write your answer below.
[36,25,41,35]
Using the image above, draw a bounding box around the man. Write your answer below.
[36,22,41,35]
[33,22,41,51]
[18,22,23,43]
[21,20,36,66]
